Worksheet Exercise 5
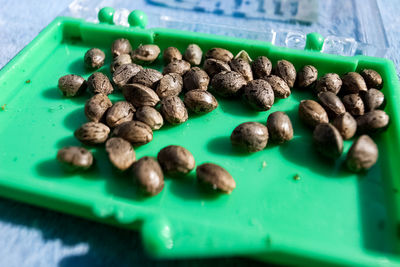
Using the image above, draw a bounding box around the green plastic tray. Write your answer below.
[1,8,400,266]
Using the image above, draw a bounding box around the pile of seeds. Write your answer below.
[57,38,389,196]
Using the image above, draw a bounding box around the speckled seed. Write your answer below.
[317,91,346,119]
[183,67,210,91]
[251,56,272,79]
[105,137,136,171]
[298,100,329,128]
[361,69,383,89]
[184,89,218,114]
[361,89,385,111]
[211,71,247,97]
[122,83,160,108]
[157,145,195,175]
[196,163,235,194]
[297,65,318,88]
[112,121,153,146]
[87,72,114,95]
[74,122,110,145]
[106,101,135,128]
[110,54,132,73]
[162,60,191,75]
[341,72,368,94]
[242,79,275,111]
[274,60,296,88]
[184,44,203,65]
[112,63,143,88]
[84,48,105,69]
[57,146,93,170]
[356,110,390,134]
[203,58,231,78]
[315,73,342,95]
[231,122,269,152]
[131,44,160,64]
[156,73,183,99]
[111,38,132,58]
[135,106,164,130]
[160,96,188,125]
[342,94,365,116]
[205,48,233,63]
[84,93,112,122]
[266,111,293,143]
[229,58,253,82]
[163,47,182,64]
[313,123,343,159]
[132,157,164,196]
[346,135,378,172]
[58,74,87,97]
[264,75,291,99]
[130,69,163,89]
[332,112,357,140]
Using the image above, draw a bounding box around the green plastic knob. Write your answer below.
[98,7,115,24]
[128,10,148,29]
[305,32,324,52]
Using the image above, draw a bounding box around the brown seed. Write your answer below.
[317,91,346,119]
[313,123,343,159]
[298,100,329,128]
[130,69,163,89]
[111,38,132,58]
[105,137,136,171]
[361,69,383,89]
[205,48,233,63]
[297,65,318,88]
[184,89,218,114]
[341,72,368,94]
[163,47,182,64]
[110,54,132,73]
[274,60,296,88]
[360,89,385,111]
[242,79,275,111]
[135,106,164,130]
[196,163,236,194]
[58,74,87,97]
[112,63,143,88]
[231,122,269,152]
[162,60,191,75]
[74,122,110,145]
[131,44,160,64]
[132,157,164,196]
[229,58,253,82]
[356,110,389,134]
[266,111,293,143]
[105,101,135,128]
[315,73,342,95]
[346,135,378,172]
[57,146,93,170]
[112,120,153,146]
[211,71,247,97]
[251,56,272,79]
[184,44,203,65]
[332,112,357,140]
[157,145,195,175]
[122,83,160,108]
[84,93,112,122]
[160,96,188,125]
[342,94,364,116]
[264,75,291,99]
[87,72,114,95]
[183,67,210,91]
[203,58,231,78]
[84,48,105,69]
[156,73,183,99]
